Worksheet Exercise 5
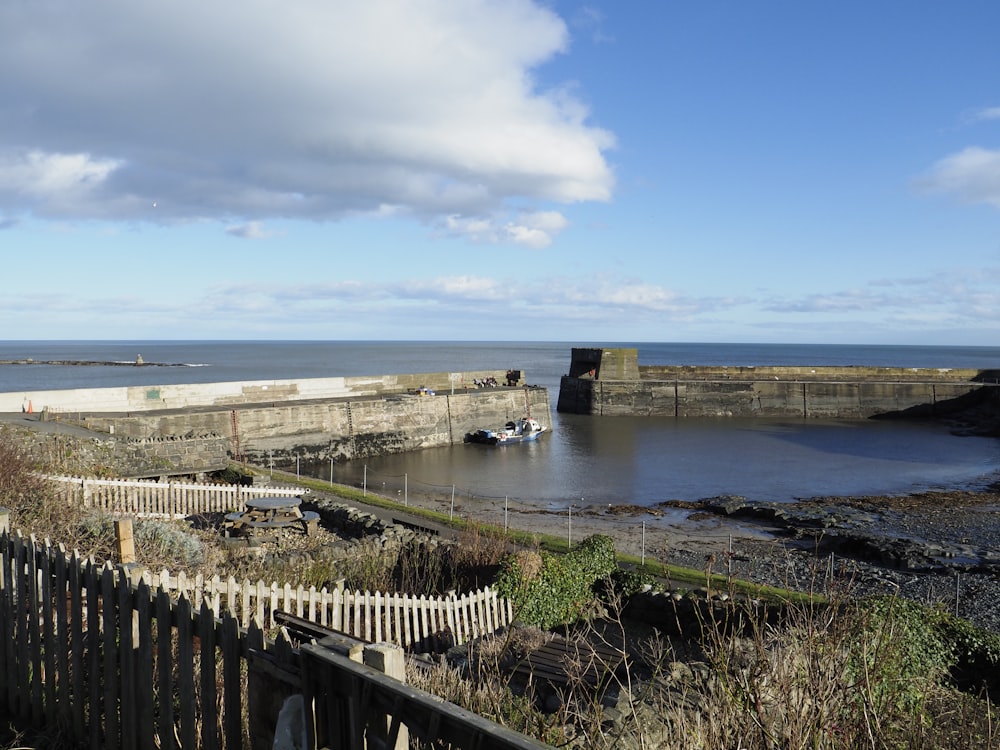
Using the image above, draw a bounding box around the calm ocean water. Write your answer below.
[1,340,998,509]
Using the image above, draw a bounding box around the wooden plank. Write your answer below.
[0,532,12,713]
[177,596,197,750]
[28,538,43,726]
[119,571,137,750]
[156,588,176,750]
[69,552,85,739]
[199,601,219,750]
[512,639,626,687]
[300,644,550,750]
[364,590,372,643]
[102,565,119,749]
[86,561,102,750]
[135,580,156,750]
[401,594,412,649]
[54,545,70,727]
[221,611,243,750]
[41,544,57,727]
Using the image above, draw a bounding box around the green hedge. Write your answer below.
[494,535,617,629]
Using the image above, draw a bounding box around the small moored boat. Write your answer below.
[466,417,547,446]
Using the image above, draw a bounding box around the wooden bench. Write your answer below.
[513,638,626,687]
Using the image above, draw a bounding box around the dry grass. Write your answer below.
[408,571,1000,750]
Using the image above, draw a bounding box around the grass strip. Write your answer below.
[247,464,812,604]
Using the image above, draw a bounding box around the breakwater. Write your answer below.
[0,368,551,473]
[83,385,550,467]
[557,348,1000,419]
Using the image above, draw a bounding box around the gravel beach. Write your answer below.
[402,487,1000,634]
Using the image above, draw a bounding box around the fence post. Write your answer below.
[115,519,136,565]
[363,643,408,750]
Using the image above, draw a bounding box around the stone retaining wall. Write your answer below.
[0,424,228,478]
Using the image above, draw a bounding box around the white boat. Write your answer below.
[466,417,547,446]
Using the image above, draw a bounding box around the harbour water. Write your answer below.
[1,340,998,511]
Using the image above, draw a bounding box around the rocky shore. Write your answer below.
[471,486,1000,634]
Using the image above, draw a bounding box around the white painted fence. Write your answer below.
[147,569,511,650]
[39,475,513,651]
[45,475,305,517]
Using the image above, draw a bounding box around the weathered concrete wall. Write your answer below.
[83,387,552,467]
[566,347,641,380]
[0,369,523,414]
[557,348,997,418]
[558,376,989,418]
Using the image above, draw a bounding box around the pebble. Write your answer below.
[664,541,1000,634]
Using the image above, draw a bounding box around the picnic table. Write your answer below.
[224,496,320,536]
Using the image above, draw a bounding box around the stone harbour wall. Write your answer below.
[560,377,987,418]
[0,369,525,415]
[557,347,999,418]
[80,386,552,469]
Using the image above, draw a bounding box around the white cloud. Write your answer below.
[920,146,1000,209]
[226,221,273,240]
[0,0,614,239]
[397,275,507,301]
[0,150,119,198]
[7,263,999,341]
[444,208,569,248]
[972,106,1000,122]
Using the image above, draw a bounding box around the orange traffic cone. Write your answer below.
[26,400,33,414]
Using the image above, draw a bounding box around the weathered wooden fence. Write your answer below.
[0,528,542,750]
[1,528,259,749]
[148,570,511,651]
[45,475,304,517]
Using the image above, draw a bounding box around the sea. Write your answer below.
[1,341,999,514]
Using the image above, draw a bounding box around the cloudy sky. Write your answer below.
[1,1,998,344]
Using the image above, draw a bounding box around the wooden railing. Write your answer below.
[0,528,542,750]
[44,475,304,517]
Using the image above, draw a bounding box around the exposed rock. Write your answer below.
[661,489,1000,574]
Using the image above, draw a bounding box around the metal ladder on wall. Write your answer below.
[230,409,243,463]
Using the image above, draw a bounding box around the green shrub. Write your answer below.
[598,567,654,601]
[861,595,1000,696]
[494,534,617,629]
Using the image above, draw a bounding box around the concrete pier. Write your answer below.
[0,368,551,470]
[557,348,1000,419]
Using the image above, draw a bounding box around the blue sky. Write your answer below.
[1,1,998,344]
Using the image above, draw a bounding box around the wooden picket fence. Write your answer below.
[0,528,537,750]
[0,529,264,749]
[38,474,513,650]
[45,475,304,517]
[147,570,511,651]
